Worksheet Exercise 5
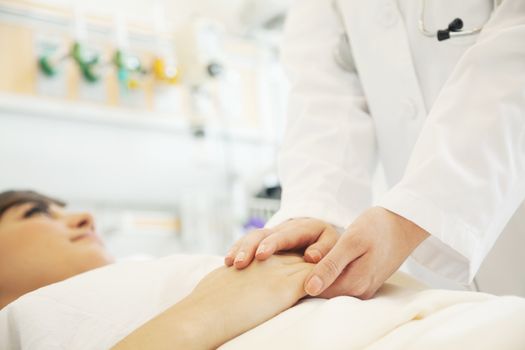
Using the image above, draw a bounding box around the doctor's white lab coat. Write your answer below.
[267,0,525,294]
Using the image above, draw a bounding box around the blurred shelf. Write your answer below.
[0,92,275,145]
[0,92,189,132]
[0,0,173,45]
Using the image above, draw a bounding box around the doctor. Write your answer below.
[226,0,525,298]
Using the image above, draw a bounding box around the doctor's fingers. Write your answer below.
[303,227,340,263]
[304,233,369,296]
[254,219,328,261]
[225,228,273,268]
[318,256,378,300]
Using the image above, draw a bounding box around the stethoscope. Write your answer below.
[333,0,500,71]
[419,0,499,41]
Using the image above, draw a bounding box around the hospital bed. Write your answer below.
[1,255,524,349]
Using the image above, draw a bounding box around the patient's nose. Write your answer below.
[65,212,95,230]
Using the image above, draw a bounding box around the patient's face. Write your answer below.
[0,201,113,298]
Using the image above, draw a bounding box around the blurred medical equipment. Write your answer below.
[0,0,287,258]
[419,0,499,41]
[243,177,281,232]
[151,57,179,84]
[38,7,101,83]
[36,12,149,89]
[174,19,225,87]
[39,41,101,83]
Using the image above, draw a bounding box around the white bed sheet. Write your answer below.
[1,254,524,350]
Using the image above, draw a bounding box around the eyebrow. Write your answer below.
[1,200,52,220]
[0,192,66,219]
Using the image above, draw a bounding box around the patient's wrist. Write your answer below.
[111,294,226,350]
[154,293,230,349]
[178,296,230,348]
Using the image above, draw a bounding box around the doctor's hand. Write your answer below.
[224,217,340,269]
[307,207,429,299]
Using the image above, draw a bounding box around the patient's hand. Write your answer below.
[188,254,313,346]
[113,255,313,350]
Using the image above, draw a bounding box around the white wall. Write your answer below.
[0,96,275,209]
[27,0,293,34]
[0,94,280,257]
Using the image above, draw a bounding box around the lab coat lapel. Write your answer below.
[335,0,428,182]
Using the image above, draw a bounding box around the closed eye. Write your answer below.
[23,203,51,219]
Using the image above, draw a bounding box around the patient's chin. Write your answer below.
[73,245,114,275]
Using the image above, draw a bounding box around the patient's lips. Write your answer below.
[71,231,102,244]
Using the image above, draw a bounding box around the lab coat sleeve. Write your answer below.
[378,0,525,284]
[266,0,377,230]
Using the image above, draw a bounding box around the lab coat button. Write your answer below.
[400,99,418,120]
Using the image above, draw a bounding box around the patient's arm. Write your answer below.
[112,255,313,349]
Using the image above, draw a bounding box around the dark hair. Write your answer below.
[0,190,66,219]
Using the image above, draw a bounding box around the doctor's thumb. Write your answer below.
[304,257,344,296]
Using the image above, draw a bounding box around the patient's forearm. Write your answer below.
[112,257,313,349]
[112,293,227,350]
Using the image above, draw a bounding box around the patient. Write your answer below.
[0,190,113,309]
[0,190,314,349]
[3,191,525,349]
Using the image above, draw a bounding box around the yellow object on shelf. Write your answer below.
[127,78,140,89]
[152,57,179,84]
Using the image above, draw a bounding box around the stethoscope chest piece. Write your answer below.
[418,0,497,41]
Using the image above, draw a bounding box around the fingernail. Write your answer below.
[305,275,323,296]
[256,244,267,256]
[308,249,322,262]
[235,251,246,263]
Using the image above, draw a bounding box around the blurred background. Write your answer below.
[1,0,521,298]
[0,0,296,258]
